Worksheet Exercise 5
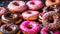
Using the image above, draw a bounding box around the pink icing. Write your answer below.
[54,30,60,34]
[0,7,6,17]
[26,1,44,10]
[8,1,27,12]
[41,27,48,34]
[20,21,40,34]
[41,27,60,34]
[22,10,39,18]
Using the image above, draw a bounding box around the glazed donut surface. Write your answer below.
[8,1,27,13]
[20,21,40,34]
[1,13,22,24]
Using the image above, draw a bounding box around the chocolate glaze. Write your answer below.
[1,13,21,24]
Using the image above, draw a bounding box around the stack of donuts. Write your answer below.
[0,0,60,34]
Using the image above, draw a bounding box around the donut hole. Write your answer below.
[13,2,19,6]
[27,12,32,14]
[5,27,12,31]
[51,0,55,2]
[27,25,32,29]
[48,16,54,23]
[30,2,35,5]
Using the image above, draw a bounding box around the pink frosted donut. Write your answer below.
[54,30,60,34]
[42,11,59,29]
[0,7,6,17]
[22,10,39,20]
[41,27,60,34]
[26,1,44,10]
[20,21,40,34]
[8,1,27,13]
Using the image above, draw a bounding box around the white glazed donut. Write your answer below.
[26,1,44,10]
[22,10,39,20]
[8,1,27,13]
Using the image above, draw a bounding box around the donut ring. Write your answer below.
[8,1,27,13]
[20,21,40,34]
[26,1,44,10]
[41,27,60,34]
[46,0,60,6]
[1,13,22,24]
[22,10,39,20]
[0,24,18,34]
[42,11,59,29]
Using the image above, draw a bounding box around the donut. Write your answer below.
[20,21,40,34]
[8,1,27,13]
[42,11,59,29]
[38,12,45,23]
[26,1,44,10]
[22,10,39,20]
[0,7,6,17]
[1,13,22,24]
[43,6,57,13]
[0,24,18,34]
[46,0,60,6]
[41,27,60,34]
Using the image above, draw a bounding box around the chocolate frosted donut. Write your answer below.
[0,24,18,34]
[1,13,22,24]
